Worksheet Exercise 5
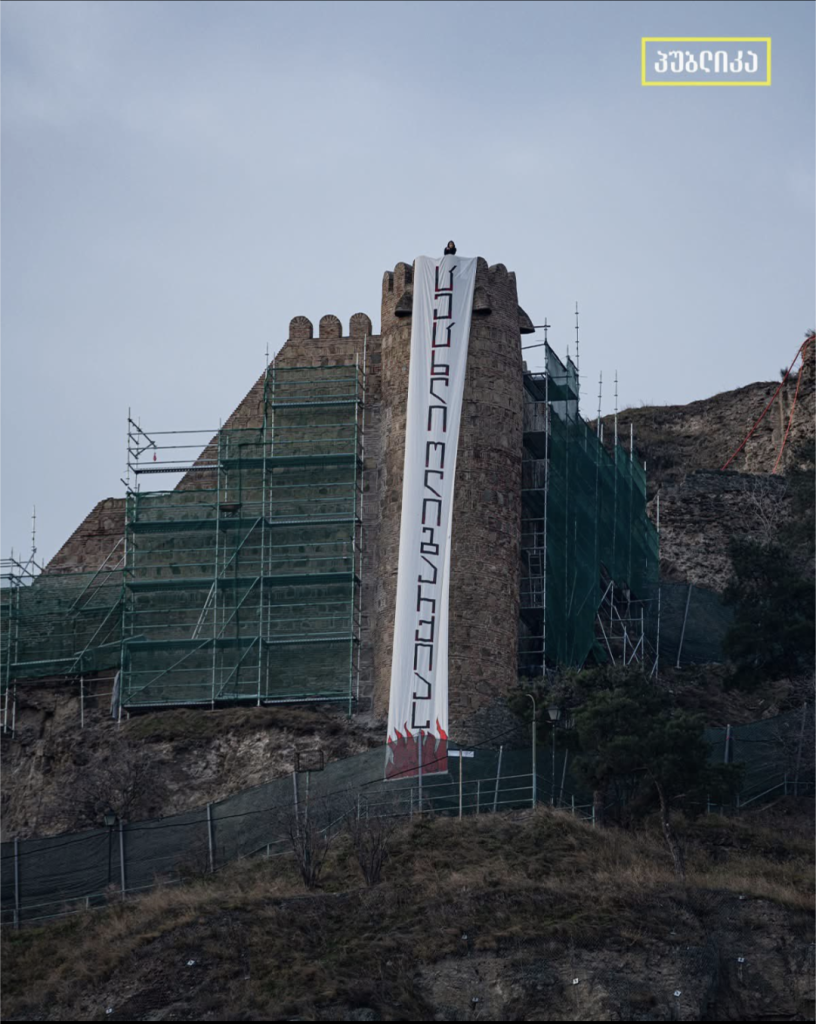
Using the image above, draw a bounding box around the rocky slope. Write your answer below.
[598,342,814,593]
[1,680,377,838]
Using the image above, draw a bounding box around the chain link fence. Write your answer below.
[2,706,812,927]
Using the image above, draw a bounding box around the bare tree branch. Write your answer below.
[343,790,403,887]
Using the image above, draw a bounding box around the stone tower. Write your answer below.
[374,256,532,745]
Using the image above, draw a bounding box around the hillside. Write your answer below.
[3,805,813,1021]
[1,352,813,1024]
[611,337,814,493]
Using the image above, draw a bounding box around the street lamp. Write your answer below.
[547,706,562,806]
[524,693,537,807]
[103,809,117,884]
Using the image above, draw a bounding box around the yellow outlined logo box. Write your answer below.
[641,37,771,86]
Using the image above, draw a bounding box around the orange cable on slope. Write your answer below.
[774,360,806,471]
[772,334,811,474]
[720,336,811,472]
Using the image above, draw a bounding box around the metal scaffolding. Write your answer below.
[120,360,366,711]
[1,553,124,689]
[519,343,660,677]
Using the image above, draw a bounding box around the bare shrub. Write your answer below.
[344,791,403,887]
[743,473,788,546]
[766,705,815,792]
[279,795,337,889]
[63,737,169,828]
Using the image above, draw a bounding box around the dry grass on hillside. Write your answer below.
[3,805,813,1021]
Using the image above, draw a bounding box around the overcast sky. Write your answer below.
[2,0,814,565]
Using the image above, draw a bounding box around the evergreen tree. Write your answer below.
[723,435,814,690]
[573,674,738,878]
[723,538,815,689]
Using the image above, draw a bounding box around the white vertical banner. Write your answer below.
[386,254,478,779]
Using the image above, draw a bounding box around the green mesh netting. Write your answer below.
[2,366,363,708]
[643,581,734,668]
[121,364,363,708]
[521,347,660,672]
[1,572,123,686]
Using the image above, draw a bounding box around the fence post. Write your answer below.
[723,723,732,813]
[571,794,575,817]
[559,750,569,808]
[206,803,215,873]
[493,745,503,813]
[675,583,692,668]
[119,820,127,900]
[13,837,20,930]
[458,749,463,819]
[476,780,481,814]
[292,770,299,837]
[794,702,808,796]
[591,805,596,828]
[418,732,423,815]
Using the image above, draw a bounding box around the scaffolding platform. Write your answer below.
[519,344,660,676]
[120,362,366,710]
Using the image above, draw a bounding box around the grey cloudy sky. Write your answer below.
[2,0,814,564]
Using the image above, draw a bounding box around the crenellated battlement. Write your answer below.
[287,313,375,342]
[350,312,373,339]
[380,256,535,335]
[288,315,313,341]
[380,261,414,333]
